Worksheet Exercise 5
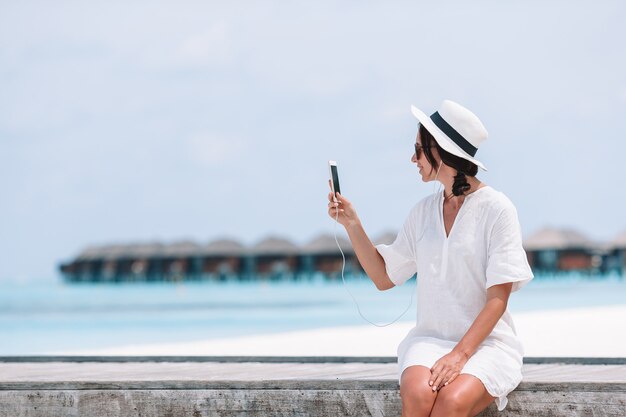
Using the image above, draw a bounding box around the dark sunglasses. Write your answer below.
[414,143,434,158]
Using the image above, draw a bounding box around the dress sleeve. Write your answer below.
[485,203,534,292]
[374,205,419,286]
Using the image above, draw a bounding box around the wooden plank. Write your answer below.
[0,389,402,417]
[2,362,626,383]
[0,361,625,417]
[0,387,625,417]
[2,356,626,364]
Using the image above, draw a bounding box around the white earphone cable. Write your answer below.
[333,200,413,327]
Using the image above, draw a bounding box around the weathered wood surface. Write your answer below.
[2,362,626,384]
[1,389,402,417]
[2,355,625,364]
[1,387,625,417]
[0,360,625,417]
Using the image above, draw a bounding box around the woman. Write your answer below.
[327,99,533,416]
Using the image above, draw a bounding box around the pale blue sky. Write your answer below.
[1,1,625,282]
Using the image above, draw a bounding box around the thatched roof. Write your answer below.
[249,236,299,255]
[76,242,167,261]
[372,230,398,246]
[201,238,245,256]
[75,245,107,261]
[302,234,353,255]
[162,240,202,256]
[523,227,596,251]
[129,243,166,258]
[609,230,626,250]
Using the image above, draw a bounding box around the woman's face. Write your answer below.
[412,130,440,182]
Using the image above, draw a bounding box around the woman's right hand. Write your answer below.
[327,180,360,228]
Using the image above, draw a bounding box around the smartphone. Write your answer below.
[328,160,341,201]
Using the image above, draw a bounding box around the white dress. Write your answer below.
[375,185,534,412]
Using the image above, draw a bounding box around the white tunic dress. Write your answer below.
[375,185,534,412]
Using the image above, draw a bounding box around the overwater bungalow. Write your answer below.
[59,245,101,282]
[127,243,166,282]
[523,227,601,274]
[197,238,245,281]
[247,236,300,280]
[604,230,626,275]
[301,234,357,279]
[59,242,165,283]
[159,241,202,282]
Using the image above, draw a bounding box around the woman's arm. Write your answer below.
[327,186,395,291]
[428,282,514,391]
[344,221,395,291]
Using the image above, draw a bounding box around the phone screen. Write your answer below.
[330,164,341,196]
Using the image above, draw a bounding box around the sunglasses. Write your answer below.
[414,143,434,159]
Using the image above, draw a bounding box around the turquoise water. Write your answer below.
[1,272,624,355]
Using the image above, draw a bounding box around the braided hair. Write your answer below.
[419,124,479,197]
[452,170,472,196]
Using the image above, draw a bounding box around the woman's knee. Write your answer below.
[399,366,437,411]
[400,382,435,406]
[431,375,491,416]
[432,388,468,414]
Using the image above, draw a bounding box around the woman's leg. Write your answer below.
[399,365,439,417]
[429,373,496,417]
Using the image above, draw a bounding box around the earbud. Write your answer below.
[433,162,443,194]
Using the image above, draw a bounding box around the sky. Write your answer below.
[1,1,625,282]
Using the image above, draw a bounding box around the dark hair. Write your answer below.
[419,124,479,197]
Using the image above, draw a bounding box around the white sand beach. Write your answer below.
[63,305,626,357]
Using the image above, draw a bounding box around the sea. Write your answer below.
[1,272,625,355]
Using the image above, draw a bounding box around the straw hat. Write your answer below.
[411,100,488,171]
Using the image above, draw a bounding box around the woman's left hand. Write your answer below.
[429,350,469,391]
